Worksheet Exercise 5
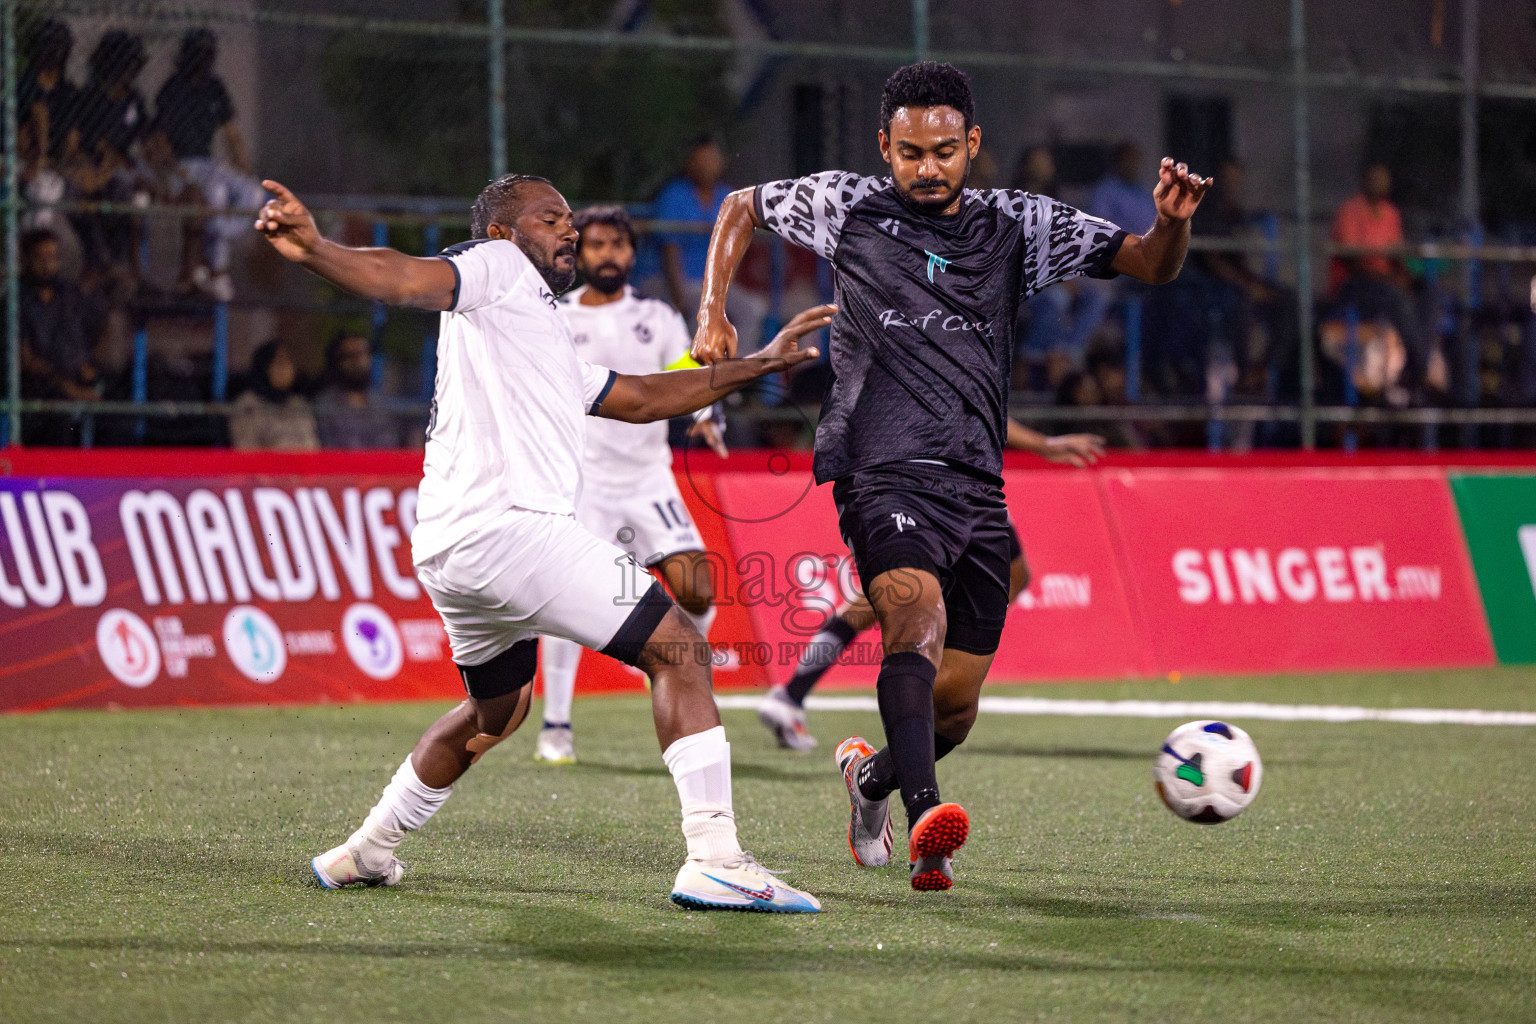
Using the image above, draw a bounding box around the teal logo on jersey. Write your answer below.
[924,250,951,282]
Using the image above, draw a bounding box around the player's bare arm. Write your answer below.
[1005,419,1106,467]
[606,304,834,422]
[689,187,759,364]
[255,180,458,310]
[1109,157,1212,285]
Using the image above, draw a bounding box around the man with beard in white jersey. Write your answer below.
[536,205,728,764]
[254,174,831,913]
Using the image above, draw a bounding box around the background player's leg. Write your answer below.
[536,637,581,763]
[785,595,879,706]
[539,638,581,728]
[932,649,996,753]
[656,550,717,640]
[760,594,879,750]
[1009,551,1031,603]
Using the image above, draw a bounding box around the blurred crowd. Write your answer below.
[10,19,1536,451]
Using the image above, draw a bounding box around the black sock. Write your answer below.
[857,730,961,802]
[872,651,940,829]
[784,614,861,706]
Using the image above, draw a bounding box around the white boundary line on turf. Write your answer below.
[713,695,1536,726]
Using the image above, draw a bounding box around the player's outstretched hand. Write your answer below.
[1040,433,1106,467]
[755,303,836,369]
[254,180,323,262]
[1153,157,1212,222]
[687,418,730,458]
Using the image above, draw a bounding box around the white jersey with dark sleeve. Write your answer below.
[411,238,617,564]
[752,172,1126,482]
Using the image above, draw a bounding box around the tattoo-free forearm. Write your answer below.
[698,189,758,324]
[603,357,786,423]
[1131,214,1191,284]
[1006,420,1049,454]
[297,239,452,310]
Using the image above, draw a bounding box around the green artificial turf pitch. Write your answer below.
[2,669,1533,1023]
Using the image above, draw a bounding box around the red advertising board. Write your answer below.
[709,470,870,687]
[709,468,1149,685]
[0,473,463,712]
[0,451,1508,714]
[1099,468,1495,674]
[998,470,1149,679]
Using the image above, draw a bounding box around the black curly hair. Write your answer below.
[879,61,974,132]
[573,205,637,249]
[469,173,555,238]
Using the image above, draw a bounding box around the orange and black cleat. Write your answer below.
[907,802,968,891]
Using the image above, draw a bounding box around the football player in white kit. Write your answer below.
[535,206,725,764]
[254,174,830,913]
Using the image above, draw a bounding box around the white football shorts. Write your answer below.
[416,507,657,667]
[577,472,703,567]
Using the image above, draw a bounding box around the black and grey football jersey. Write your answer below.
[753,171,1126,483]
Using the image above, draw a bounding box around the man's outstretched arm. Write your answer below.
[604,304,834,423]
[689,187,760,364]
[1109,158,1211,285]
[1006,419,1105,467]
[255,180,457,310]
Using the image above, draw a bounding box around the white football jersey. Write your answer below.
[412,239,616,564]
[559,285,692,490]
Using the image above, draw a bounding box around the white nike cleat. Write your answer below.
[757,686,818,751]
[670,852,822,913]
[310,826,406,889]
[835,736,893,867]
[535,724,576,764]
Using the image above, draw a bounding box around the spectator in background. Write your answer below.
[1329,162,1427,393]
[66,30,150,287]
[1090,141,1159,233]
[312,331,405,449]
[1013,143,1057,196]
[654,136,765,352]
[151,29,265,302]
[1194,158,1299,398]
[1055,357,1149,451]
[18,18,80,227]
[17,228,106,445]
[1014,144,1098,388]
[230,338,319,451]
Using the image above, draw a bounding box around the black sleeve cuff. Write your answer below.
[435,254,462,310]
[1084,229,1128,280]
[587,369,618,415]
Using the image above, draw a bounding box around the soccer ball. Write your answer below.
[1153,720,1262,823]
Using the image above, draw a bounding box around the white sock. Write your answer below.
[680,604,717,642]
[349,756,452,870]
[662,725,742,863]
[539,635,581,726]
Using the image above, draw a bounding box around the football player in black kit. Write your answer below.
[691,62,1210,891]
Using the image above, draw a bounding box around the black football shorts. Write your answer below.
[832,461,1013,656]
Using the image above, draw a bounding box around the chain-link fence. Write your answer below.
[4,0,1536,452]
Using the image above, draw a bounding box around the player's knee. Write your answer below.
[877,605,946,662]
[465,690,529,763]
[674,588,712,617]
[636,607,712,682]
